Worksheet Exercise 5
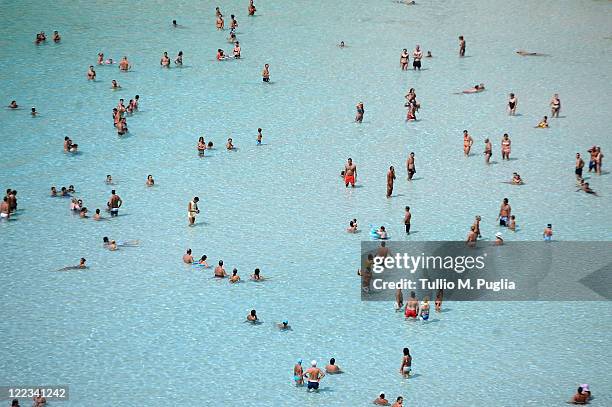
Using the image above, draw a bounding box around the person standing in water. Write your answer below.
[386,166,396,198]
[262,64,270,82]
[484,138,492,164]
[119,56,130,71]
[458,35,466,56]
[400,49,409,70]
[543,224,553,241]
[412,45,422,70]
[404,206,411,234]
[344,158,357,187]
[108,190,122,217]
[435,289,443,312]
[550,94,561,118]
[293,360,304,386]
[463,130,473,156]
[575,153,585,181]
[406,152,415,180]
[183,249,194,264]
[355,102,364,123]
[508,93,518,115]
[498,198,511,226]
[87,65,96,80]
[472,215,482,238]
[404,291,419,319]
[188,196,200,225]
[399,348,412,377]
[304,360,325,392]
[420,296,430,320]
[501,133,511,160]
[248,0,256,16]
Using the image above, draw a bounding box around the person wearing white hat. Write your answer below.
[304,360,325,392]
[495,232,504,245]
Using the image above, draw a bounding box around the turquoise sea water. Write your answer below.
[1,0,611,406]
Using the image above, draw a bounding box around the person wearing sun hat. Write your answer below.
[304,360,325,392]
[495,232,504,245]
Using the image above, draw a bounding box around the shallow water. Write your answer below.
[1,0,611,406]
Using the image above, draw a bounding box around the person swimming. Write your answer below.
[57,258,87,271]
[276,320,291,330]
[516,49,547,56]
[462,83,485,93]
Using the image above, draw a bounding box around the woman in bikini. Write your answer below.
[501,133,511,160]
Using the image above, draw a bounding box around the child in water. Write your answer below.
[420,297,430,320]
[536,116,549,128]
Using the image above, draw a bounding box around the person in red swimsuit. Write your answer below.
[404,291,419,318]
[344,158,357,187]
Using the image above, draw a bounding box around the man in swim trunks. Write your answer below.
[404,291,419,319]
[0,197,10,220]
[575,153,584,181]
[412,45,422,70]
[406,152,415,180]
[498,198,511,226]
[463,130,473,156]
[304,360,325,392]
[484,138,492,164]
[188,196,199,225]
[386,166,396,198]
[262,64,270,82]
[108,190,122,217]
[344,158,356,187]
[404,206,411,234]
[458,35,466,56]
